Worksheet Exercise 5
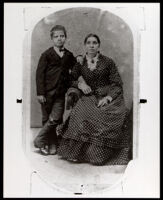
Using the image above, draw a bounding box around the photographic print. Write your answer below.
[4,3,160,198]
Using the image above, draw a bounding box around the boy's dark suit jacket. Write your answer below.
[36,47,76,96]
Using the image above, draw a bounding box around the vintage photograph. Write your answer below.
[24,5,134,194]
[4,3,160,198]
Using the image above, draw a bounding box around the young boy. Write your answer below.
[34,25,77,155]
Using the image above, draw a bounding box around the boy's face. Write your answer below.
[52,30,66,48]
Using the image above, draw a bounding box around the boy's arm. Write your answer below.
[36,53,47,102]
[69,54,83,74]
[68,54,80,87]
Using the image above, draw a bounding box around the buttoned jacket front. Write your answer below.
[36,47,76,96]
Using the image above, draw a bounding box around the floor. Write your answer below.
[27,128,127,194]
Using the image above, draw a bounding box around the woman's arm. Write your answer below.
[78,76,92,94]
[107,59,123,99]
[70,55,92,94]
[97,59,123,107]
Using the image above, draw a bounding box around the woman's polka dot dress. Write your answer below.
[57,54,132,165]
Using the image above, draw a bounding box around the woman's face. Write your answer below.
[85,36,100,55]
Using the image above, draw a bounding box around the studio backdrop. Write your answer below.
[30,7,133,127]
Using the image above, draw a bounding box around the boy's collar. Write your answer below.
[53,46,65,52]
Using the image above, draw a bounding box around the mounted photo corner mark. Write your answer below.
[139,99,147,103]
[16,99,22,103]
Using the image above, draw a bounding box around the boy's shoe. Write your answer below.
[49,144,57,155]
[39,145,49,155]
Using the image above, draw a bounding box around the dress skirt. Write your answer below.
[57,93,131,165]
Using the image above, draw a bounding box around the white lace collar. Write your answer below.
[85,53,99,71]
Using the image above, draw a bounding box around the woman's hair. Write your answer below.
[50,25,67,39]
[84,33,101,45]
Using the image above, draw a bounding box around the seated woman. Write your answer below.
[57,33,131,166]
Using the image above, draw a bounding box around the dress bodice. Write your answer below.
[72,54,123,99]
[80,57,110,90]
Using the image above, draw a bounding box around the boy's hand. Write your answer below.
[37,95,46,104]
[76,55,84,65]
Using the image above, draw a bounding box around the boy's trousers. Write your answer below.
[34,89,65,148]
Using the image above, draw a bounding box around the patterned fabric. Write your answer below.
[85,52,99,71]
[58,140,130,165]
[57,54,131,165]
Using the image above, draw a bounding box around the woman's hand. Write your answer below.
[37,95,46,104]
[97,96,112,107]
[78,82,92,94]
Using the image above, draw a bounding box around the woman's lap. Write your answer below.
[63,95,128,142]
[57,94,130,165]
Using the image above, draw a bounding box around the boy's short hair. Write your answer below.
[50,25,67,39]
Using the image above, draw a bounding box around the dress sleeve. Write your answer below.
[36,53,47,95]
[107,59,123,100]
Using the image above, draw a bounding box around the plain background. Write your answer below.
[4,3,160,197]
[30,7,133,127]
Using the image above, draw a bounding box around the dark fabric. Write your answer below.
[71,54,123,100]
[34,95,65,148]
[41,89,56,125]
[36,47,76,95]
[57,54,131,165]
[66,87,82,110]
[58,139,130,165]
